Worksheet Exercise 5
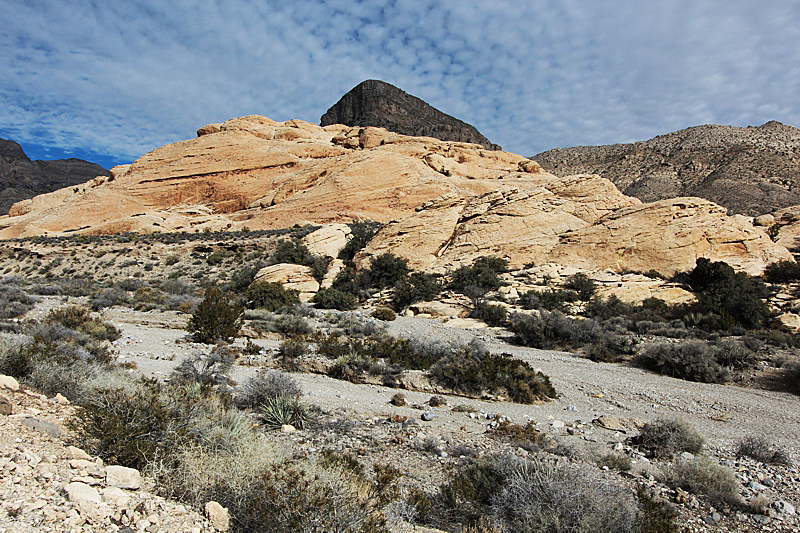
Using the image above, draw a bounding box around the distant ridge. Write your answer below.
[532,121,800,216]
[0,138,108,215]
[320,79,501,150]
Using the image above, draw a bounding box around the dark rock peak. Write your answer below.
[321,80,501,151]
[532,121,800,216]
[0,138,109,215]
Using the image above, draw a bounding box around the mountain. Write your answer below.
[1,115,790,276]
[0,138,109,215]
[532,121,800,216]
[320,80,501,150]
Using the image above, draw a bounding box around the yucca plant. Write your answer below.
[260,396,311,430]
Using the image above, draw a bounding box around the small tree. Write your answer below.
[187,287,243,343]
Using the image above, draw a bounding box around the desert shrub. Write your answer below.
[228,263,265,294]
[26,359,103,404]
[670,456,740,505]
[369,253,410,289]
[488,420,551,451]
[429,342,556,403]
[0,284,38,318]
[329,267,368,299]
[473,303,508,327]
[473,256,509,273]
[170,353,235,387]
[585,295,634,319]
[679,258,770,329]
[588,332,639,362]
[270,238,311,265]
[260,396,311,429]
[393,272,441,309]
[435,452,640,533]
[73,379,179,470]
[564,272,596,300]
[520,289,579,313]
[45,305,92,329]
[277,338,309,367]
[634,341,728,383]
[596,452,633,472]
[236,371,302,410]
[90,287,129,310]
[450,263,502,293]
[764,259,800,283]
[313,288,358,310]
[735,436,792,465]
[245,282,300,311]
[509,310,601,350]
[271,314,311,335]
[714,340,756,370]
[630,418,704,459]
[636,486,680,533]
[308,255,332,283]
[187,287,244,344]
[372,307,397,321]
[165,255,181,265]
[338,221,379,261]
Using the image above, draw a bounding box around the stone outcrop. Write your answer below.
[251,263,320,302]
[321,80,501,150]
[301,223,351,258]
[533,121,800,216]
[357,185,792,276]
[0,138,109,215]
[0,115,538,238]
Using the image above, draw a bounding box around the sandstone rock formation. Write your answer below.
[0,116,539,238]
[0,138,109,215]
[251,263,320,302]
[533,121,800,216]
[357,186,792,276]
[321,80,501,150]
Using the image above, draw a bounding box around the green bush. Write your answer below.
[764,259,800,283]
[450,263,502,293]
[393,272,441,309]
[474,303,507,327]
[187,287,244,344]
[585,295,634,320]
[260,396,311,430]
[313,288,358,310]
[509,310,601,350]
[631,418,704,459]
[429,342,556,403]
[338,221,378,261]
[369,253,410,289]
[564,272,596,300]
[680,258,770,329]
[270,238,311,265]
[634,341,728,383]
[245,282,300,311]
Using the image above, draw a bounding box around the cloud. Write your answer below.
[1,0,799,166]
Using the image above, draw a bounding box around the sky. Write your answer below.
[1,0,799,170]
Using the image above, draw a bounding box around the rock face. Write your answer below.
[533,121,800,216]
[0,116,539,238]
[320,80,501,150]
[0,138,109,215]
[357,185,792,276]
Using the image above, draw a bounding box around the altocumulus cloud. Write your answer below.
[1,0,799,167]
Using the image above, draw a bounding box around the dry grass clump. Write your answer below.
[669,456,741,507]
[433,452,646,533]
[235,371,301,409]
[630,418,704,459]
[735,436,792,465]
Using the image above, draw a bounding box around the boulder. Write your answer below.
[21,417,62,438]
[252,263,320,302]
[301,223,351,258]
[105,465,142,490]
[205,501,231,532]
[64,482,102,505]
[321,259,345,289]
[0,374,20,391]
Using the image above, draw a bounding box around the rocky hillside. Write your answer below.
[0,138,109,215]
[0,115,794,276]
[533,121,800,217]
[320,80,501,150]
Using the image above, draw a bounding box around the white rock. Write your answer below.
[105,465,142,490]
[205,501,231,532]
[67,446,93,461]
[64,481,102,505]
[0,374,20,391]
[101,486,132,508]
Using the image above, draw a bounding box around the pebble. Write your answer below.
[421,412,436,421]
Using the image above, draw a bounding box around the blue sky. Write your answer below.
[2,0,799,170]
